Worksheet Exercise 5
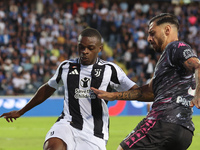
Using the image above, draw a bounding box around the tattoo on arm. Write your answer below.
[185,58,200,72]
[115,88,143,100]
[114,86,154,101]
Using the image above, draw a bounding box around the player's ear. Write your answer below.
[99,38,104,52]
[99,44,103,52]
[165,25,171,36]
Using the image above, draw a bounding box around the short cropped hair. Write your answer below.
[149,13,179,30]
[80,27,102,44]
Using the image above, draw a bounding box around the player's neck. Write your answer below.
[162,36,178,52]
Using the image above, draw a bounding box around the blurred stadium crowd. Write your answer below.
[0,0,200,95]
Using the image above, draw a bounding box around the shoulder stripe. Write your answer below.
[56,62,68,83]
[107,64,120,84]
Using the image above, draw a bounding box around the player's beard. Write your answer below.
[154,34,165,53]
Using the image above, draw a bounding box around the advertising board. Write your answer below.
[0,97,199,116]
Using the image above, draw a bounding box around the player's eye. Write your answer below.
[149,32,155,37]
[88,46,95,51]
[79,45,85,50]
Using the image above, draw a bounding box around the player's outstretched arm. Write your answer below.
[91,83,154,102]
[0,83,56,122]
[0,110,21,122]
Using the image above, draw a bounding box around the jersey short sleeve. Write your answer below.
[169,42,197,69]
[48,61,66,89]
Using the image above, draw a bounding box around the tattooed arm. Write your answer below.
[91,79,154,102]
[184,57,200,109]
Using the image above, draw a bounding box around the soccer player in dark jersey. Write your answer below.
[91,13,200,150]
[0,28,138,150]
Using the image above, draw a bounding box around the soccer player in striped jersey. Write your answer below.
[92,13,200,150]
[0,28,138,150]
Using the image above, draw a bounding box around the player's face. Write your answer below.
[78,35,102,65]
[147,22,165,53]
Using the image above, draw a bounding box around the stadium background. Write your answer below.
[0,0,200,115]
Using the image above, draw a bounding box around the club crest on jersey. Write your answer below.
[94,69,102,77]
[80,77,91,88]
[183,49,194,59]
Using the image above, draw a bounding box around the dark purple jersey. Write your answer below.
[147,41,197,131]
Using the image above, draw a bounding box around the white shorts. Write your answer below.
[44,119,107,150]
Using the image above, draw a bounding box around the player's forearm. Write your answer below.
[190,58,200,96]
[19,83,55,115]
[195,68,200,97]
[112,86,154,102]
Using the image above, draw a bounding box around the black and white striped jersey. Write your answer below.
[48,58,136,140]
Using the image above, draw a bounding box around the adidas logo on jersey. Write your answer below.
[69,69,79,75]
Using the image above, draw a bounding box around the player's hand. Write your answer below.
[0,110,21,122]
[190,97,200,109]
[91,87,115,101]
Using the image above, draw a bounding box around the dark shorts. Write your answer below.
[120,119,193,150]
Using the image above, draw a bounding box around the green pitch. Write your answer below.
[0,116,199,150]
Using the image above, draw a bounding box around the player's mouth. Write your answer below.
[81,57,88,61]
[150,43,156,49]
[80,57,90,64]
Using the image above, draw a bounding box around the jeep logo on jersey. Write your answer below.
[80,77,90,88]
[94,69,102,77]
